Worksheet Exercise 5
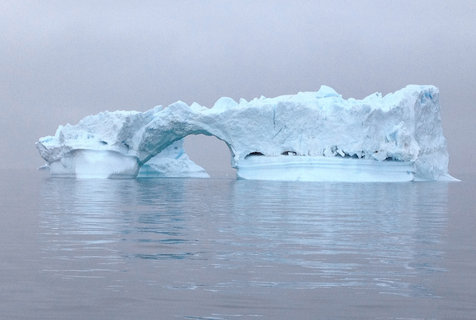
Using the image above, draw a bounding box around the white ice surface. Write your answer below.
[37,85,454,181]
[47,150,140,179]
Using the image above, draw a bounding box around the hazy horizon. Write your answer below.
[1,1,475,176]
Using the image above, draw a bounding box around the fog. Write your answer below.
[1,0,475,176]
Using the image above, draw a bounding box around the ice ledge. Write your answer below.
[236,156,457,182]
[238,156,415,182]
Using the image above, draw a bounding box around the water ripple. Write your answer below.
[39,177,449,299]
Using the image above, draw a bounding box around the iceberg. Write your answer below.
[36,85,455,181]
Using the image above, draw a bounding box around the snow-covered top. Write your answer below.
[37,85,451,180]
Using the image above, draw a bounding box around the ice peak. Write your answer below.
[316,85,341,98]
[212,97,238,111]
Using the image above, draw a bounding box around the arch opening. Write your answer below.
[183,134,236,178]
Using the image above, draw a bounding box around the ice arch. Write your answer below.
[36,85,455,181]
[135,101,238,166]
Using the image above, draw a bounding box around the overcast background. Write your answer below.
[1,0,475,177]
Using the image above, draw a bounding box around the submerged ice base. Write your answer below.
[42,140,209,179]
[37,85,455,181]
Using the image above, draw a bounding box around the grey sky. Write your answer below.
[1,0,475,176]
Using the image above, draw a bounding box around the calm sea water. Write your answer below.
[0,169,475,319]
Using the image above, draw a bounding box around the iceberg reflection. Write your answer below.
[39,177,448,297]
[226,181,448,296]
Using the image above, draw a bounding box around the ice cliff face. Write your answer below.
[36,85,454,181]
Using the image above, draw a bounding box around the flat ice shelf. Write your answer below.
[236,156,415,182]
